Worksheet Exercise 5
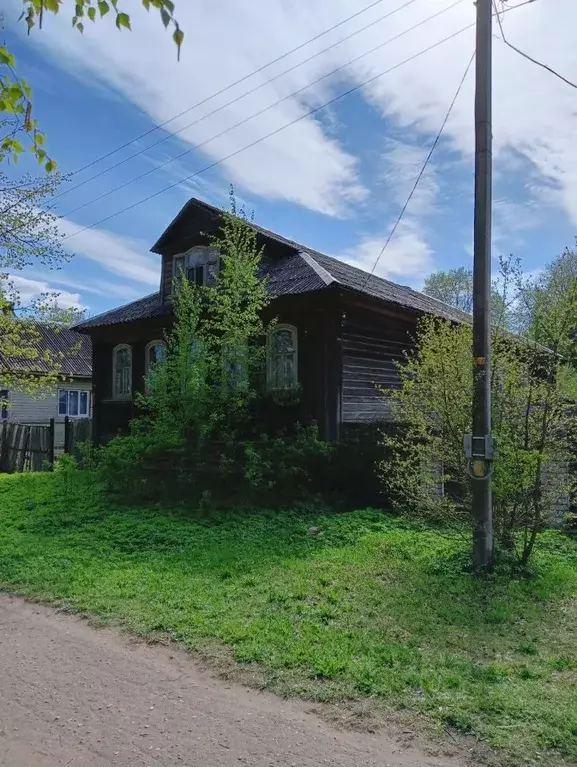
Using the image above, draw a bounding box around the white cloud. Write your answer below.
[8,0,577,231]
[343,218,434,283]
[7,275,84,309]
[56,219,160,288]
[381,138,440,216]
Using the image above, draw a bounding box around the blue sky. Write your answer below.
[2,0,576,316]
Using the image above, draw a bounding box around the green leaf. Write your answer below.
[97,0,109,16]
[35,132,45,146]
[0,47,16,67]
[87,6,96,21]
[45,158,57,172]
[160,8,170,27]
[142,0,150,9]
[116,11,131,30]
[75,2,84,17]
[173,27,184,58]
[163,0,175,12]
[76,21,84,33]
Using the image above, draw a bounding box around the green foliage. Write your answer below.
[422,262,510,326]
[94,201,333,506]
[244,423,334,501]
[382,261,577,567]
[2,472,577,763]
[0,177,74,396]
[1,1,183,166]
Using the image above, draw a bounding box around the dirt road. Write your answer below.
[0,594,471,767]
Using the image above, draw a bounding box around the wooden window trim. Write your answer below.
[112,343,132,401]
[172,246,219,290]
[267,324,298,391]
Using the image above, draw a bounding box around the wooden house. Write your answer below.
[76,197,467,445]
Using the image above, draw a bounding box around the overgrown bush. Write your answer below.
[244,423,333,503]
[381,259,577,567]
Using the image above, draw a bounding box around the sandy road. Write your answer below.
[0,594,472,767]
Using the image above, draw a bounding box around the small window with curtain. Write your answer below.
[0,390,8,420]
[113,344,132,399]
[58,389,91,417]
[267,325,298,391]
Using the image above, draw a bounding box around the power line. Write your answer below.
[59,0,466,221]
[60,0,397,179]
[363,51,476,285]
[49,0,422,204]
[493,0,576,89]
[0,0,399,222]
[61,23,477,243]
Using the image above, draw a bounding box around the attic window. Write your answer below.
[173,246,219,288]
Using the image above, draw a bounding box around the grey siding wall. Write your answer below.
[341,310,415,423]
[1,379,92,449]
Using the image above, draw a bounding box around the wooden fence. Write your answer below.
[0,418,92,473]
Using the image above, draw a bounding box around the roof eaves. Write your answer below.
[74,292,159,331]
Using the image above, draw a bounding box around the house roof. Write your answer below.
[0,323,92,377]
[77,197,471,331]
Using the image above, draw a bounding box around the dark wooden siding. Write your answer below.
[341,308,416,423]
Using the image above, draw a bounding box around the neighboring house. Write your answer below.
[0,324,92,450]
[76,197,468,445]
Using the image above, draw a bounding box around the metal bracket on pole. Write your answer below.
[464,434,496,480]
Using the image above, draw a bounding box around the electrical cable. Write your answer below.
[58,0,465,221]
[363,51,476,286]
[494,0,576,89]
[48,0,422,204]
[60,23,478,243]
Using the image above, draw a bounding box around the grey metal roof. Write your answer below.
[0,323,92,377]
[77,197,471,331]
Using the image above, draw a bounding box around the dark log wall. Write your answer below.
[341,306,416,423]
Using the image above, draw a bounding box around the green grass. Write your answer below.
[1,473,577,764]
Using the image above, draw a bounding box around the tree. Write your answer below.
[1,1,183,168]
[95,200,271,497]
[423,263,513,328]
[382,262,577,568]
[0,169,72,393]
[423,267,475,313]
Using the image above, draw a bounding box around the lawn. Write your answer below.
[1,472,576,765]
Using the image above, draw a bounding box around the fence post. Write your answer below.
[48,418,55,467]
[0,423,6,472]
[64,416,71,455]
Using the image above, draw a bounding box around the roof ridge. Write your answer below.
[298,251,337,287]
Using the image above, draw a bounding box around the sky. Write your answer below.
[2,0,576,316]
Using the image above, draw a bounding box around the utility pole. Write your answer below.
[466,0,494,569]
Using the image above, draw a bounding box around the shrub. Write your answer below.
[380,272,577,568]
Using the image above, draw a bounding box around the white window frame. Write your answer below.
[173,246,219,288]
[145,340,167,378]
[267,324,298,391]
[112,343,132,400]
[58,388,91,418]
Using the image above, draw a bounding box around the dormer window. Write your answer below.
[173,246,219,288]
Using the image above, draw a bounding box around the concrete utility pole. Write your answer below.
[467,0,494,569]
